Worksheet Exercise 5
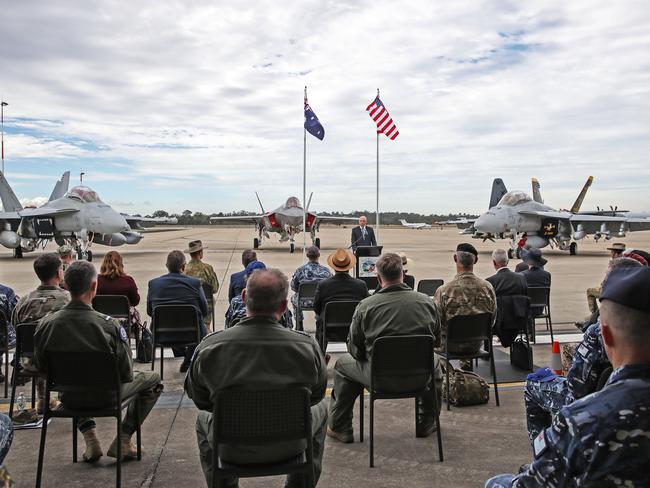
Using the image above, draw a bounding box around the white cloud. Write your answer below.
[1,0,649,213]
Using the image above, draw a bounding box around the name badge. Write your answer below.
[533,431,548,458]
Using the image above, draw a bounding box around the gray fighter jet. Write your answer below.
[0,172,144,260]
[210,193,357,252]
[472,176,650,257]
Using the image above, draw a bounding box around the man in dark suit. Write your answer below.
[350,215,377,252]
[487,249,528,296]
[148,250,209,372]
[227,249,257,301]
[313,249,369,350]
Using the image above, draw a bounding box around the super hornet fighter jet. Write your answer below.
[471,176,650,257]
[210,193,358,253]
[0,172,150,260]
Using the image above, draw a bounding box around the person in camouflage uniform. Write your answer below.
[485,266,650,487]
[522,257,642,441]
[184,240,219,329]
[290,246,332,324]
[433,243,496,370]
[12,253,70,413]
[57,244,75,270]
[225,261,293,329]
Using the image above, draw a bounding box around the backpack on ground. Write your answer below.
[440,358,489,406]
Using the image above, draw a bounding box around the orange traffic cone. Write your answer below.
[551,341,563,376]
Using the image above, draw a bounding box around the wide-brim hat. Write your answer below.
[525,248,547,267]
[397,252,414,269]
[327,248,356,272]
[185,240,206,254]
[607,242,626,252]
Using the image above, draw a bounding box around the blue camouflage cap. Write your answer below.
[600,266,650,312]
[244,260,266,277]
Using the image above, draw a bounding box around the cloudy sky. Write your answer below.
[1,1,649,215]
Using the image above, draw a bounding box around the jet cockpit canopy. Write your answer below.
[285,197,302,209]
[497,190,532,207]
[65,186,103,203]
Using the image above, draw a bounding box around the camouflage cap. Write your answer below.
[57,245,73,257]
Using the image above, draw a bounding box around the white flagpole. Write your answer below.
[303,86,307,258]
[376,88,380,240]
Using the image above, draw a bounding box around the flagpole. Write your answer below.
[303,86,307,258]
[376,88,380,240]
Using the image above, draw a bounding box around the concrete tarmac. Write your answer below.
[2,226,648,487]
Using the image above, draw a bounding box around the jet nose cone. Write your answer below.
[474,212,501,234]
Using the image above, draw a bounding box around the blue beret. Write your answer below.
[600,267,650,312]
[245,260,266,276]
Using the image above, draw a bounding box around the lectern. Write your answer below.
[354,245,383,290]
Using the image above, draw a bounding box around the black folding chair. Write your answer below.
[151,304,201,380]
[93,294,133,342]
[527,287,553,343]
[211,387,315,488]
[440,313,499,410]
[9,323,37,418]
[296,281,319,331]
[0,311,10,398]
[417,279,444,296]
[320,301,359,353]
[359,335,443,467]
[201,283,216,332]
[35,351,142,488]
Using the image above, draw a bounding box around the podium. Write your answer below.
[354,246,383,290]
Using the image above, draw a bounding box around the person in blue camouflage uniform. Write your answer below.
[0,284,17,352]
[486,266,650,487]
[0,413,14,487]
[523,257,643,441]
[290,246,332,324]
[225,261,294,329]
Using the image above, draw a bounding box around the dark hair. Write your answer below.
[376,253,403,282]
[34,253,62,283]
[166,250,186,273]
[245,269,288,316]
[64,261,97,297]
[242,249,257,267]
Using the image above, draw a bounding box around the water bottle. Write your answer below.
[16,392,26,412]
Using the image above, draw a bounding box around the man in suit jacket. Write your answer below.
[313,249,369,350]
[350,215,377,252]
[520,248,551,288]
[487,249,528,297]
[228,249,257,301]
[148,250,209,372]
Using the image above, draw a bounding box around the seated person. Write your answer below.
[327,253,442,443]
[12,253,70,413]
[226,261,293,329]
[374,252,415,292]
[97,250,141,334]
[184,239,219,329]
[185,268,328,488]
[523,257,642,441]
[290,246,332,324]
[228,249,256,302]
[433,243,496,369]
[0,283,18,374]
[313,249,369,347]
[485,266,650,487]
[35,261,163,462]
[147,250,208,372]
[486,249,527,297]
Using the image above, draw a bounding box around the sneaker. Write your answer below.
[326,427,354,444]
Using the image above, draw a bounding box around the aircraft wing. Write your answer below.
[314,215,358,224]
[124,215,179,226]
[519,210,573,220]
[0,211,21,221]
[210,215,266,224]
[18,207,79,218]
[438,218,475,229]
[520,210,650,234]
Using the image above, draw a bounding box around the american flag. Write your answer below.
[366,96,399,140]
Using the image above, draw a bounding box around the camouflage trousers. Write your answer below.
[561,344,577,374]
[586,287,600,314]
[195,398,328,488]
[484,474,515,487]
[524,376,572,441]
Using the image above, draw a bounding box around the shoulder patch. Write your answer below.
[533,430,548,458]
[119,326,129,343]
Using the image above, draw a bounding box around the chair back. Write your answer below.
[152,304,201,345]
[417,279,444,296]
[446,313,493,346]
[371,335,434,395]
[15,323,37,358]
[527,287,550,308]
[322,301,359,342]
[92,295,130,319]
[297,281,319,310]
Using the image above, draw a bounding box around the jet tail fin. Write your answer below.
[532,178,543,203]
[489,178,508,208]
[399,219,407,225]
[0,172,23,212]
[254,192,266,214]
[48,171,71,202]
[305,192,313,213]
[570,176,594,214]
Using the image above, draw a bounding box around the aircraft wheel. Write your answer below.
[515,248,521,259]
[569,242,577,256]
[76,249,84,260]
[315,237,321,249]
[507,249,514,259]
[87,250,93,262]
[253,238,259,249]
[290,243,295,253]
[13,247,23,259]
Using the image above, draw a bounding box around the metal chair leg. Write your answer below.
[4,347,8,399]
[116,414,122,488]
[490,348,500,407]
[72,418,78,462]
[432,388,444,462]
[359,386,364,443]
[31,379,36,409]
[8,364,17,419]
[369,395,374,468]
[135,397,142,460]
[35,412,49,488]
[160,347,164,381]
[445,366,451,411]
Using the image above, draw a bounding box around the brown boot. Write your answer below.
[36,398,60,416]
[82,428,103,463]
[107,433,138,460]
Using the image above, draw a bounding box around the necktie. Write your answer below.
[362,227,367,239]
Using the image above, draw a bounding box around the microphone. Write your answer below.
[348,235,364,250]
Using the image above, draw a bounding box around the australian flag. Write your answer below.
[304,97,325,140]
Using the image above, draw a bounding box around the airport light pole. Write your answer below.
[1,100,7,175]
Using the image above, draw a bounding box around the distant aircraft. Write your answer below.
[471,176,650,257]
[399,219,431,229]
[0,172,168,259]
[210,193,357,253]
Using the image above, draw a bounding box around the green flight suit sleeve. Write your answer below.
[111,318,134,383]
[185,345,213,412]
[311,340,328,405]
[428,298,442,348]
[347,306,366,361]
